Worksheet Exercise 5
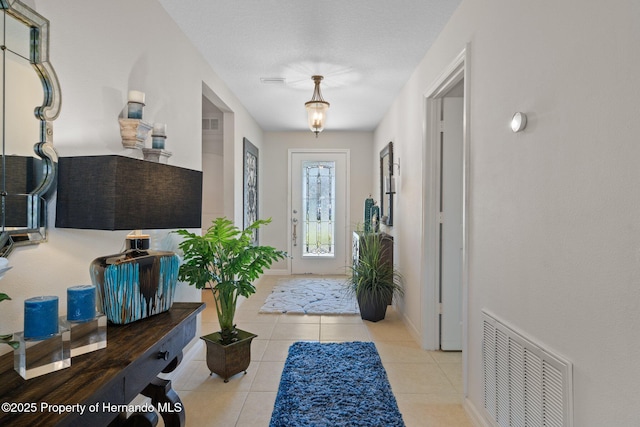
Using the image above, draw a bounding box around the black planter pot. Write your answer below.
[357,294,388,322]
[201,329,257,382]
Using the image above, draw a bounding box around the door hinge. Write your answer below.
[438,303,443,314]
[438,212,444,223]
[438,120,445,132]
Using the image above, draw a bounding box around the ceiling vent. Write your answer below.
[260,77,286,85]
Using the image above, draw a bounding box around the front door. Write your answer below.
[289,150,348,275]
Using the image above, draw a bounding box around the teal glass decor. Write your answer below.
[371,204,380,232]
[90,236,180,324]
[364,196,374,233]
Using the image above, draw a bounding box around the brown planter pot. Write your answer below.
[201,329,257,382]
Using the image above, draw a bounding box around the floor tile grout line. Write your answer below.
[230,390,250,427]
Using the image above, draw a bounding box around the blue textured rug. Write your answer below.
[270,341,405,427]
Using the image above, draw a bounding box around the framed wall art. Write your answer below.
[243,137,259,245]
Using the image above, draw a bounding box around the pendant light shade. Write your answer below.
[305,75,330,137]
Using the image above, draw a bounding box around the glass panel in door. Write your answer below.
[302,161,335,257]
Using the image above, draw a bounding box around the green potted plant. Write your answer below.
[347,231,403,322]
[175,217,286,382]
[1,293,19,349]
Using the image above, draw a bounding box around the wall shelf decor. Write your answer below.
[119,118,152,149]
[142,147,172,163]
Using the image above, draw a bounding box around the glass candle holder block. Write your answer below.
[14,326,70,380]
[127,101,144,119]
[61,313,107,358]
[151,135,166,149]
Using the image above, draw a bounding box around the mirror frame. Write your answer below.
[0,0,61,256]
[380,141,394,226]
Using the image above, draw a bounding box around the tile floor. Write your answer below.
[162,276,474,427]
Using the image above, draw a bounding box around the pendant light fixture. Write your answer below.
[305,75,330,137]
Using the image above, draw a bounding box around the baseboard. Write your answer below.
[400,310,423,347]
[464,398,493,427]
[263,268,290,276]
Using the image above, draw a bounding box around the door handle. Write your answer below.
[292,218,298,247]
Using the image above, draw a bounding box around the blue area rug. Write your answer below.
[270,341,405,427]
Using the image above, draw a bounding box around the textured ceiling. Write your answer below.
[158,0,462,132]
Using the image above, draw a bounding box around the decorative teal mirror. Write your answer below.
[0,0,61,256]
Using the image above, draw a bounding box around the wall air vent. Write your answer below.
[202,118,219,131]
[482,310,573,427]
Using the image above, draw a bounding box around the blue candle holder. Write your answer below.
[24,296,59,339]
[67,285,96,322]
[127,101,144,119]
[151,135,166,149]
[62,285,107,357]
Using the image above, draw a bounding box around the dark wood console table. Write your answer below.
[0,302,205,426]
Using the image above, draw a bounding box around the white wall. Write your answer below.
[376,0,640,425]
[0,0,263,354]
[261,131,374,273]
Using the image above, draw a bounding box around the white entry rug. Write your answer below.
[259,277,359,315]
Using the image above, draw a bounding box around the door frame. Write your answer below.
[287,148,351,274]
[421,45,470,390]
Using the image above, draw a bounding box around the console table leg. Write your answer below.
[162,353,184,374]
[141,377,185,427]
[116,410,159,427]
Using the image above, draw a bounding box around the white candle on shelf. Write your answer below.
[128,90,145,104]
[153,123,167,136]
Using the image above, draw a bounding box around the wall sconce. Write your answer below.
[305,75,330,137]
[384,176,396,194]
[385,157,400,194]
[510,112,527,132]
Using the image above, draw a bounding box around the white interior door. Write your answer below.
[290,150,348,275]
[440,96,463,350]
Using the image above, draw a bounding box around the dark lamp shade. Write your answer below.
[55,155,202,230]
